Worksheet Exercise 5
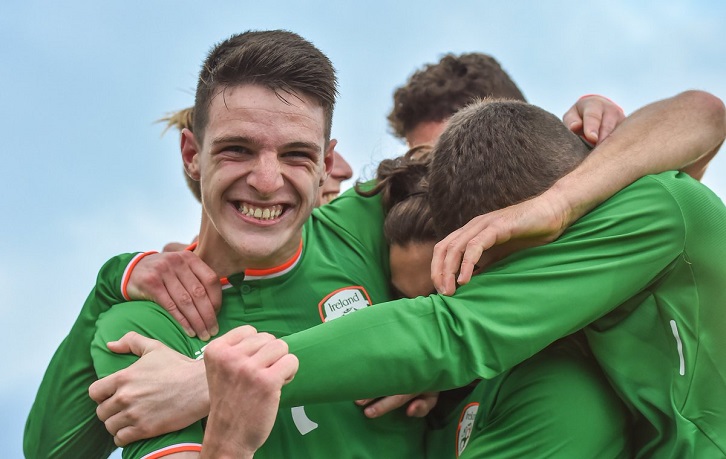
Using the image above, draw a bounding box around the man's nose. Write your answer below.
[247,153,284,195]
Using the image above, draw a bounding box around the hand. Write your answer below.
[431,192,570,295]
[201,326,299,458]
[355,392,439,418]
[127,251,222,340]
[88,332,209,446]
[563,95,625,145]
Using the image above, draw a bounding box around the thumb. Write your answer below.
[107,331,160,357]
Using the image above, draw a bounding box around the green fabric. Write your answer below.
[282,172,726,457]
[29,187,426,458]
[24,253,138,459]
[425,333,630,458]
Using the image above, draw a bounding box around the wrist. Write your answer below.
[539,179,579,232]
[195,358,211,418]
[122,251,158,300]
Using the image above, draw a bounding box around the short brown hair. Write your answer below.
[158,107,201,202]
[428,99,591,237]
[194,30,337,144]
[388,53,526,139]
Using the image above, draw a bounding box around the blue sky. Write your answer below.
[3,1,725,457]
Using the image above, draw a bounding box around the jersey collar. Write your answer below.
[186,239,303,284]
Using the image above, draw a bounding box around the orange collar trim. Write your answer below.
[245,239,303,279]
[186,239,303,283]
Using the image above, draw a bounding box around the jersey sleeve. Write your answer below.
[313,183,390,278]
[24,252,138,459]
[280,173,691,406]
[91,301,204,459]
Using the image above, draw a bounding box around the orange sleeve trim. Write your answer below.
[578,94,625,114]
[121,251,158,301]
[140,443,202,459]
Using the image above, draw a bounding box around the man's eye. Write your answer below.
[284,151,314,160]
[225,146,249,154]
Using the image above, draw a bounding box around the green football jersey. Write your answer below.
[425,333,630,459]
[24,254,133,458]
[281,172,726,457]
[27,188,426,458]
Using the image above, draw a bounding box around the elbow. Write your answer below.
[678,90,726,138]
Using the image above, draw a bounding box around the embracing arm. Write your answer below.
[281,175,691,405]
[433,90,725,293]
[90,302,206,458]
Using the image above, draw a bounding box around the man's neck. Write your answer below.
[194,226,302,278]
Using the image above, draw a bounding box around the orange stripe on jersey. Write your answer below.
[141,443,202,459]
[245,238,303,277]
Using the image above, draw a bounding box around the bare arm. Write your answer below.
[433,90,726,294]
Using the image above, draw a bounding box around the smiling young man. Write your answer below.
[26,29,726,459]
[24,30,427,459]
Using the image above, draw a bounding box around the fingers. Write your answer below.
[89,373,119,405]
[109,331,162,357]
[596,103,626,144]
[128,251,222,341]
[162,253,221,340]
[580,103,604,144]
[272,353,299,384]
[432,216,505,293]
[358,392,439,418]
[205,327,290,372]
[573,95,626,145]
[563,105,584,136]
[360,394,417,418]
[406,392,439,417]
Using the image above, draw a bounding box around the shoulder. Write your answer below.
[95,301,183,341]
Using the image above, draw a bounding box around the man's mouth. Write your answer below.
[320,192,339,205]
[235,202,285,221]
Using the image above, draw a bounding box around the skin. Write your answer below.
[88,94,651,441]
[318,149,353,205]
[389,242,437,298]
[116,82,331,456]
[181,84,333,276]
[404,120,449,148]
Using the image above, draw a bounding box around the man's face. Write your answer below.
[318,148,353,205]
[389,241,436,298]
[183,84,333,273]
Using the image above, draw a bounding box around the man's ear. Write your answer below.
[320,138,337,185]
[181,128,201,181]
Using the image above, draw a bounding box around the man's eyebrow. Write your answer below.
[283,141,322,152]
[210,135,256,147]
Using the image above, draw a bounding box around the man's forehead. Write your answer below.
[204,84,326,144]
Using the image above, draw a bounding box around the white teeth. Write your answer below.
[237,203,283,221]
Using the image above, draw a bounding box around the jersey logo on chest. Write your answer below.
[456,402,479,457]
[318,286,372,322]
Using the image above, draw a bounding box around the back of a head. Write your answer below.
[356,146,436,246]
[193,30,338,143]
[429,99,591,237]
[388,53,526,139]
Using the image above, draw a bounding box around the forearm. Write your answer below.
[549,90,726,225]
[200,417,255,459]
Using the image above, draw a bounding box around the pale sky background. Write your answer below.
[3,1,725,457]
